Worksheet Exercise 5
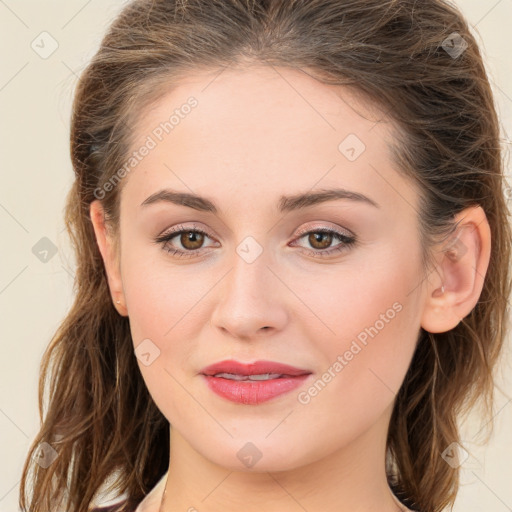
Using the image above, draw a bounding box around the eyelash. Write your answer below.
[154,223,357,259]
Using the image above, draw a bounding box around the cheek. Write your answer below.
[298,248,422,410]
[300,247,420,346]
[121,245,200,344]
[120,251,210,419]
[125,277,197,425]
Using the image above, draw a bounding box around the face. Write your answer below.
[98,65,430,471]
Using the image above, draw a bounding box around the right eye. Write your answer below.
[154,224,219,258]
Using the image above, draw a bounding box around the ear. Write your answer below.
[89,200,128,317]
[420,205,491,333]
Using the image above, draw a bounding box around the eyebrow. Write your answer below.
[140,187,380,213]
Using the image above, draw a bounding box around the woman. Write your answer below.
[19,1,511,511]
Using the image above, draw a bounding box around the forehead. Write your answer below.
[121,64,420,217]
[133,63,392,154]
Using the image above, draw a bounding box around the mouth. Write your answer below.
[199,360,313,405]
[208,372,291,381]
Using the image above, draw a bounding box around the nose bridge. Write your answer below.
[231,237,269,297]
[210,236,287,337]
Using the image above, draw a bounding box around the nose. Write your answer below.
[209,245,289,340]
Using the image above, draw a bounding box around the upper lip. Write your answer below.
[200,360,312,377]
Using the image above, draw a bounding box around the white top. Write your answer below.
[134,471,168,512]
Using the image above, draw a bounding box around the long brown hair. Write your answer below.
[20,1,512,511]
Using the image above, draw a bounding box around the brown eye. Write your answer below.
[180,231,205,250]
[290,227,357,258]
[154,224,217,258]
[308,232,334,250]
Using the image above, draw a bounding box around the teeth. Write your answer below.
[213,372,283,381]
[247,373,283,381]
[213,372,247,381]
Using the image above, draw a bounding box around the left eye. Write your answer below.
[290,228,356,257]
[154,225,356,259]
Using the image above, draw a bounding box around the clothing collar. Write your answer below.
[134,471,168,512]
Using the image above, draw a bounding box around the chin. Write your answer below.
[202,437,311,473]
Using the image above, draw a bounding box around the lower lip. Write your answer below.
[202,374,311,405]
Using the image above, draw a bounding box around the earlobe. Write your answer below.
[420,205,491,334]
[89,200,128,316]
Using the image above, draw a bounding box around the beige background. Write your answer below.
[1,1,511,510]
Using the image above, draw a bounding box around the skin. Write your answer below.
[90,64,491,512]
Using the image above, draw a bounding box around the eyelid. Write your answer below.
[294,221,355,239]
[158,222,215,239]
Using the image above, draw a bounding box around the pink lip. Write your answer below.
[200,359,312,405]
